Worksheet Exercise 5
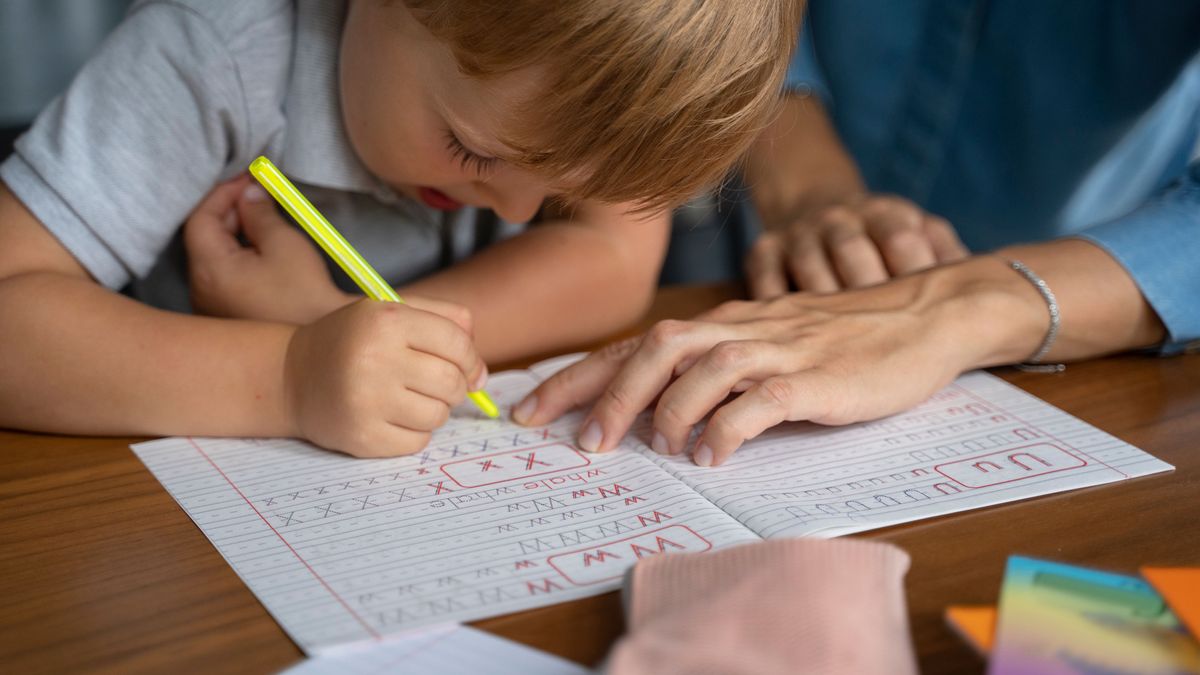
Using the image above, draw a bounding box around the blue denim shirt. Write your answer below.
[788,0,1200,354]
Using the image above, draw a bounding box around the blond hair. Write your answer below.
[405,0,804,210]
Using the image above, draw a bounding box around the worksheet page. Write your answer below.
[132,359,1172,656]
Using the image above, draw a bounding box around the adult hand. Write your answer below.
[184,178,353,324]
[514,257,1045,466]
[284,296,487,457]
[745,195,970,298]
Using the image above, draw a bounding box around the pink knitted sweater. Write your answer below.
[607,538,917,675]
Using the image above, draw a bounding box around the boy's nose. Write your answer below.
[490,186,545,224]
[478,169,547,224]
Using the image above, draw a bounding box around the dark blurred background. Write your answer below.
[0,0,134,159]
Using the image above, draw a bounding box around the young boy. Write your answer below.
[0,0,802,457]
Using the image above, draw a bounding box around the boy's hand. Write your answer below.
[283,296,488,457]
[184,177,353,324]
[745,195,970,298]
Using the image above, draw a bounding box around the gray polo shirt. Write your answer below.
[0,0,519,311]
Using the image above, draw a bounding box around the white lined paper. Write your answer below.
[133,361,1171,656]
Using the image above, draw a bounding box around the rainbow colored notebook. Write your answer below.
[989,556,1200,674]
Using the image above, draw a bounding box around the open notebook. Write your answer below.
[132,354,1172,655]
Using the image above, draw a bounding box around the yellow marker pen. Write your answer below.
[249,156,500,419]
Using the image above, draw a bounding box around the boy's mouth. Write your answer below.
[417,187,463,211]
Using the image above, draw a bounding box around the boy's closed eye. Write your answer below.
[444,128,498,178]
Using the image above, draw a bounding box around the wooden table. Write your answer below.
[2,284,1198,674]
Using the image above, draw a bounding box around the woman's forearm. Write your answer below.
[935,239,1166,368]
[744,94,866,227]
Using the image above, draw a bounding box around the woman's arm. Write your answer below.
[515,238,1164,465]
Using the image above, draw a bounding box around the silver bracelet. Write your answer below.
[1006,259,1066,373]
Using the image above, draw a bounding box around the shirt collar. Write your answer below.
[279,0,391,197]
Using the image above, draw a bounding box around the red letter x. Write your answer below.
[515,453,550,470]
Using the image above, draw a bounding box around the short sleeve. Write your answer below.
[1076,160,1200,355]
[0,2,248,289]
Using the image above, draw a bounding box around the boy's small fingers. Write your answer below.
[351,423,433,458]
[470,358,489,392]
[388,390,452,432]
[402,310,480,382]
[184,178,255,257]
[405,296,474,336]
[237,184,290,245]
[403,351,469,406]
[184,207,241,258]
[191,175,252,219]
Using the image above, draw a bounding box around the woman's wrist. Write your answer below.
[920,255,1052,369]
[1000,240,1166,358]
[916,240,1167,370]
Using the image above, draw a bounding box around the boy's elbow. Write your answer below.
[613,231,669,325]
[574,205,669,329]
[627,271,659,322]
[602,251,661,328]
[601,283,655,334]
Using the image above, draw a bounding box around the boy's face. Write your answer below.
[340,1,554,223]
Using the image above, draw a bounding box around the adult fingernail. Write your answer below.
[578,421,603,453]
[243,184,269,202]
[512,394,537,425]
[651,432,670,455]
[693,444,713,467]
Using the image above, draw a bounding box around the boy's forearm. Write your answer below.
[745,94,866,227]
[0,272,297,437]
[401,218,666,363]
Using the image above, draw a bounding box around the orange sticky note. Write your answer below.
[944,605,997,655]
[1142,567,1200,641]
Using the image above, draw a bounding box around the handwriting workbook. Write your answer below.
[132,355,1172,655]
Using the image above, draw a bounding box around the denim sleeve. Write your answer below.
[1076,160,1200,355]
[783,19,832,104]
